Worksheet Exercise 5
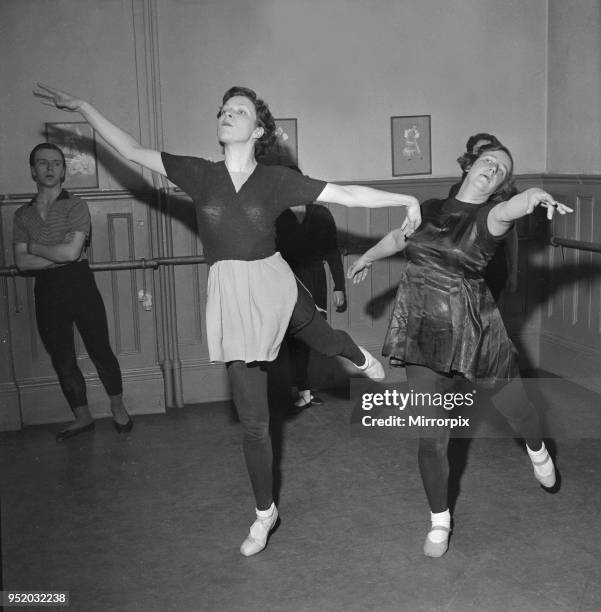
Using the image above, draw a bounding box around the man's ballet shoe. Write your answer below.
[56,421,95,442]
[293,392,324,409]
[240,505,279,557]
[357,346,385,381]
[113,418,134,434]
[423,525,451,558]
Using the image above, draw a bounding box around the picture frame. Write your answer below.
[45,121,99,189]
[273,118,298,167]
[391,115,431,177]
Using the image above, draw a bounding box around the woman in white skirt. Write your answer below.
[34,83,421,556]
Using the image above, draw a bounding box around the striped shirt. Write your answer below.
[13,190,90,262]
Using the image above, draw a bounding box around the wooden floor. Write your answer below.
[1,373,600,612]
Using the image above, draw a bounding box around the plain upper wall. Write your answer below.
[547,0,601,173]
[0,0,147,194]
[157,0,547,180]
[2,0,549,193]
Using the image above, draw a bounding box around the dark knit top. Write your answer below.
[161,153,327,265]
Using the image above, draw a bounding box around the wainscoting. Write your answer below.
[537,176,601,393]
[1,173,599,430]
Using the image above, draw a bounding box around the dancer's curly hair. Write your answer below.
[219,86,277,160]
[456,133,503,173]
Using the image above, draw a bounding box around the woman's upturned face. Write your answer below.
[466,149,512,196]
[217,95,261,145]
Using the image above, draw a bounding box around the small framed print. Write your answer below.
[391,115,431,177]
[45,121,99,189]
[273,118,298,167]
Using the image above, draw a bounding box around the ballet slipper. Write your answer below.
[529,451,556,488]
[423,525,451,558]
[294,390,312,409]
[240,505,279,557]
[357,346,385,380]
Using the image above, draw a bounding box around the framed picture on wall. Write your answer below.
[273,118,298,167]
[45,121,99,189]
[391,115,431,177]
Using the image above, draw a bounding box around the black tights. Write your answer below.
[226,361,272,510]
[287,311,326,390]
[227,280,365,510]
[407,364,543,513]
[34,261,123,410]
[288,280,364,365]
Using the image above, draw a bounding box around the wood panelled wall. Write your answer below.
[537,176,601,393]
[0,191,165,430]
[1,174,599,430]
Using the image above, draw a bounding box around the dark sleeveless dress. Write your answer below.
[382,198,519,383]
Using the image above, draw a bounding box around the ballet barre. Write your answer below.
[2,238,599,276]
[0,255,207,276]
[550,236,601,254]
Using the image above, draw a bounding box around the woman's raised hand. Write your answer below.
[33,83,84,112]
[523,188,573,220]
[347,256,372,284]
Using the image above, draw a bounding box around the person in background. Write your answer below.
[275,163,347,409]
[13,142,132,441]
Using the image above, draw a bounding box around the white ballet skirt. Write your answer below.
[206,252,298,363]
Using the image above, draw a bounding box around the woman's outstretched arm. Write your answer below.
[33,83,166,176]
[316,183,421,235]
[488,187,572,236]
[347,228,407,284]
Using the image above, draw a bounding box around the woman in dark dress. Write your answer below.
[348,144,571,558]
[449,133,519,302]
[34,82,421,557]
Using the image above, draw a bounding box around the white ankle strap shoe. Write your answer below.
[240,506,279,557]
[357,346,385,381]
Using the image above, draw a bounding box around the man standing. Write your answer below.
[13,143,132,440]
